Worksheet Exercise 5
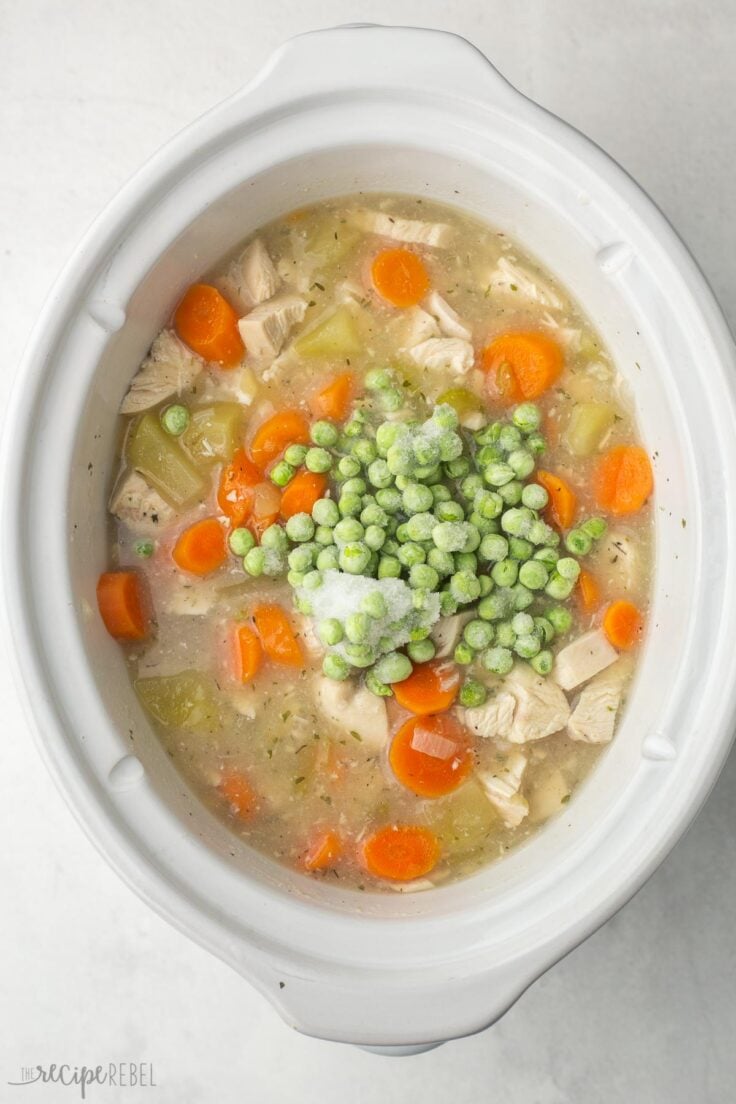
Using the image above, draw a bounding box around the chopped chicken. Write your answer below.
[539,311,581,351]
[431,612,472,659]
[478,752,529,827]
[424,291,472,340]
[590,530,639,595]
[567,658,632,743]
[529,768,571,822]
[314,676,389,750]
[488,256,565,311]
[554,629,618,692]
[220,238,280,312]
[505,664,571,743]
[396,306,440,348]
[409,337,475,375]
[120,329,204,414]
[227,687,259,719]
[459,411,485,431]
[238,294,307,361]
[109,470,176,535]
[162,581,218,616]
[352,208,453,248]
[463,690,515,740]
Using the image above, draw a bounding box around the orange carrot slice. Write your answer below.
[280,470,328,519]
[252,604,305,667]
[96,571,148,640]
[594,446,653,516]
[173,518,227,575]
[577,568,602,614]
[232,624,262,683]
[603,600,644,650]
[309,372,354,422]
[174,283,244,367]
[371,248,429,308]
[393,660,460,716]
[537,469,578,531]
[482,331,563,404]
[390,714,473,798]
[219,771,258,820]
[250,410,310,469]
[304,830,342,871]
[217,448,263,528]
[363,825,440,881]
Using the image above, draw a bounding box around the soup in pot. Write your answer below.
[96,194,653,891]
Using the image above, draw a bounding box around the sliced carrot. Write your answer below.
[174,283,244,367]
[482,331,563,404]
[371,248,429,308]
[390,714,473,798]
[232,624,262,683]
[217,447,263,528]
[536,469,578,531]
[363,825,440,882]
[252,604,305,667]
[280,470,328,519]
[393,659,461,716]
[173,518,227,575]
[219,771,258,820]
[603,600,644,650]
[304,830,342,871]
[250,409,310,469]
[96,571,148,640]
[594,445,653,516]
[577,568,602,614]
[309,372,354,422]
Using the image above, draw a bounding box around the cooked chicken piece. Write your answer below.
[424,291,472,340]
[238,294,307,361]
[431,612,472,659]
[109,470,176,535]
[396,306,440,348]
[488,256,565,311]
[226,687,259,719]
[478,752,529,827]
[505,663,571,743]
[459,411,485,431]
[528,768,571,822]
[120,329,204,414]
[235,238,280,307]
[352,208,453,248]
[567,657,633,743]
[554,629,618,692]
[463,690,515,741]
[314,676,389,750]
[589,530,639,595]
[409,337,475,375]
[539,311,581,351]
[162,581,217,617]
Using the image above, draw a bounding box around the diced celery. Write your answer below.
[135,671,222,733]
[436,386,483,417]
[127,413,207,508]
[183,402,243,467]
[564,402,616,456]
[425,779,497,855]
[304,219,361,269]
[293,305,362,358]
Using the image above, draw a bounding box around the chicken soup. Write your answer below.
[97,194,653,890]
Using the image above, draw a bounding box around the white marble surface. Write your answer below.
[1,1,735,1099]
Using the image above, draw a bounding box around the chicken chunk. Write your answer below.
[396,306,440,348]
[120,329,204,414]
[238,294,307,361]
[314,676,389,750]
[528,768,571,822]
[504,664,571,743]
[463,690,515,740]
[233,238,280,308]
[488,256,565,311]
[478,752,529,827]
[162,580,217,616]
[109,470,176,535]
[567,657,632,744]
[409,337,475,375]
[352,208,453,248]
[431,612,472,659]
[424,291,472,340]
[589,530,639,595]
[554,629,618,692]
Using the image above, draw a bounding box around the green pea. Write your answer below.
[364,525,386,551]
[474,489,503,520]
[360,503,388,528]
[454,641,475,665]
[533,546,559,566]
[270,460,295,487]
[445,456,470,478]
[432,521,471,552]
[284,443,308,467]
[501,507,534,538]
[527,519,557,546]
[352,438,377,465]
[161,404,190,436]
[478,592,511,621]
[359,591,386,620]
[412,435,441,468]
[285,513,315,543]
[398,542,426,568]
[435,499,465,523]
[261,524,288,552]
[382,537,399,554]
[495,621,516,648]
[508,537,534,561]
[365,458,391,488]
[409,626,431,642]
[547,605,573,634]
[534,616,555,644]
[375,487,402,514]
[477,444,503,467]
[243,547,266,576]
[455,551,478,574]
[375,421,404,456]
[344,612,370,644]
[317,618,344,646]
[433,403,459,430]
[411,587,431,612]
[378,555,401,579]
[344,643,376,668]
[310,420,339,447]
[431,485,452,505]
[499,425,522,452]
[386,442,413,475]
[499,480,523,506]
[405,512,436,542]
[531,650,554,676]
[512,402,542,433]
[565,529,592,556]
[379,387,403,412]
[557,557,581,581]
[403,482,434,514]
[339,542,371,574]
[301,569,322,591]
[287,545,313,573]
[491,559,518,588]
[438,431,464,462]
[316,546,340,571]
[526,432,546,455]
[287,569,305,587]
[343,415,366,438]
[512,612,534,636]
[479,574,494,596]
[459,679,488,708]
[440,591,459,616]
[518,560,549,590]
[134,539,154,557]
[521,482,549,510]
[338,455,361,479]
[460,474,484,501]
[474,421,502,446]
[515,633,541,659]
[334,517,364,543]
[545,572,575,600]
[463,619,494,650]
[407,639,436,663]
[482,646,514,676]
[428,547,455,576]
[582,516,608,540]
[365,367,394,390]
[450,570,482,604]
[409,563,439,590]
[323,653,350,680]
[469,511,500,536]
[311,497,338,527]
[510,583,534,611]
[338,492,363,517]
[312,524,333,546]
[485,461,515,487]
[304,447,332,473]
[373,652,412,683]
[365,670,394,697]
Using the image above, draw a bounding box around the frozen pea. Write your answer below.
[547,605,573,634]
[396,522,410,543]
[338,455,361,479]
[509,537,534,561]
[406,512,436,542]
[345,612,371,644]
[455,551,478,573]
[338,492,363,517]
[342,476,367,496]
[478,592,510,621]
[376,487,402,513]
[485,461,516,487]
[386,442,414,476]
[395,474,410,492]
[316,546,340,571]
[365,670,393,698]
[454,641,475,665]
[323,653,350,680]
[261,523,288,552]
[285,513,315,543]
[491,559,519,587]
[510,583,534,611]
[521,482,549,510]
[557,556,581,581]
[284,443,308,467]
[364,525,386,551]
[293,593,313,615]
[519,560,549,590]
[495,621,516,648]
[432,521,471,553]
[482,646,514,676]
[334,517,364,543]
[474,421,502,446]
[397,542,426,567]
[479,574,494,596]
[534,617,555,644]
[534,546,560,565]
[450,570,482,604]
[407,638,436,663]
[527,519,557,546]
[459,679,488,708]
[352,438,377,466]
[512,612,534,636]
[314,525,335,546]
[409,563,439,590]
[499,480,523,506]
[501,507,534,538]
[469,511,500,536]
[375,421,404,456]
[361,591,388,620]
[433,403,459,430]
[287,569,305,588]
[428,547,455,576]
[545,573,575,600]
[229,528,255,556]
[582,516,608,540]
[344,643,376,668]
[463,619,494,650]
[512,402,542,433]
[507,449,535,480]
[460,525,481,554]
[302,569,323,591]
[403,483,434,514]
[526,432,547,455]
[243,547,265,576]
[367,458,392,488]
[134,539,154,558]
[270,460,295,487]
[379,387,403,412]
[382,537,399,555]
[431,484,452,504]
[445,456,470,479]
[474,489,504,519]
[565,529,592,556]
[412,587,431,612]
[412,434,441,467]
[339,542,372,574]
[435,499,466,523]
[531,650,554,676]
[409,626,431,642]
[460,474,484,501]
[365,367,394,391]
[161,403,190,436]
[318,618,344,646]
[515,633,541,659]
[288,544,315,572]
[378,555,402,579]
[477,444,502,467]
[440,591,459,616]
[499,425,522,452]
[438,431,464,462]
[343,415,366,438]
[312,497,339,527]
[374,652,413,684]
[311,420,339,447]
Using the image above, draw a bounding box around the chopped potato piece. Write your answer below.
[564,402,616,456]
[135,671,223,733]
[182,402,243,467]
[127,413,207,508]
[293,305,362,358]
[425,779,497,856]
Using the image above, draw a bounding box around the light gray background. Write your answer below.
[1,2,735,1101]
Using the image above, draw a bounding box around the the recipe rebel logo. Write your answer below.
[7,1062,157,1097]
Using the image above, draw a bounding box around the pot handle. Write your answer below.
[226,24,521,117]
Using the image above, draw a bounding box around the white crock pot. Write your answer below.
[4,25,736,1053]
